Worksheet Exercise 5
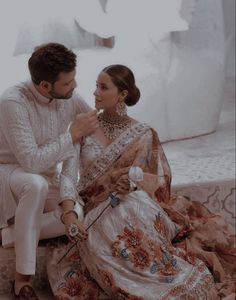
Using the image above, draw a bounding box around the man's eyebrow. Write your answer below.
[65,78,74,84]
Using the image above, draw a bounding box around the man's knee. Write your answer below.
[24,174,49,198]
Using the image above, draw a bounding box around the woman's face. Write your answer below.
[94,71,120,111]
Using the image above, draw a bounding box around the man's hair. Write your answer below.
[28,43,77,85]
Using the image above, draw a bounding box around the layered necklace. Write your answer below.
[98,111,132,140]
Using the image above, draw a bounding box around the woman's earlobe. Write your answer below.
[122,90,128,99]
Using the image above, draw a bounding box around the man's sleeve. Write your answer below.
[59,143,81,204]
[0,99,75,173]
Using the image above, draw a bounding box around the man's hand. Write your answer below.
[69,110,99,143]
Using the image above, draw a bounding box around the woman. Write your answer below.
[47,65,235,299]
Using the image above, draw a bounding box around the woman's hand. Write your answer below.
[62,211,88,243]
[115,174,134,194]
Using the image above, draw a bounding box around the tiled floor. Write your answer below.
[163,78,235,227]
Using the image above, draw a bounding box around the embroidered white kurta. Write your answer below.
[0,81,90,228]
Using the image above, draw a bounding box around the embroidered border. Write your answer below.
[159,261,215,299]
[77,123,150,192]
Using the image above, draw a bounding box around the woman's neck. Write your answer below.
[101,110,130,123]
[102,108,118,116]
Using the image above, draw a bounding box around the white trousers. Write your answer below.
[1,168,66,275]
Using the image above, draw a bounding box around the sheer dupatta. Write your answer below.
[77,123,235,295]
[77,123,171,215]
[50,123,235,299]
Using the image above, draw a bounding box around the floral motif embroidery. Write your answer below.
[121,248,129,259]
[120,227,144,248]
[56,271,99,300]
[111,241,121,257]
[99,269,115,288]
[54,248,101,299]
[153,212,166,237]
[61,277,81,297]
[114,287,145,300]
[111,226,180,276]
[68,250,81,262]
[130,248,150,269]
[159,261,215,300]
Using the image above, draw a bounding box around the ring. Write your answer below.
[68,223,79,237]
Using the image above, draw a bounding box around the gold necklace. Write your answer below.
[98,112,132,140]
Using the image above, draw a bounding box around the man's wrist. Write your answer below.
[61,210,78,224]
[69,126,83,143]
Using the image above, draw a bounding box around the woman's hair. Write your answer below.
[102,64,140,106]
[28,43,77,85]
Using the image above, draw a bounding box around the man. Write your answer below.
[0,43,98,299]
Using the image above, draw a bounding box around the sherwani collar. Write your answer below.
[27,80,53,104]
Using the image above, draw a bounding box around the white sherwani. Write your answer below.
[0,81,90,228]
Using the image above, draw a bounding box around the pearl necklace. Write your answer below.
[98,112,132,140]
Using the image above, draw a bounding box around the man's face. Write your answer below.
[49,70,77,99]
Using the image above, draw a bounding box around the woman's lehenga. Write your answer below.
[47,123,235,300]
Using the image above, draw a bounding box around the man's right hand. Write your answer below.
[69,110,99,143]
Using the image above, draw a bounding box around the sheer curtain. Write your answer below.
[173,0,225,65]
[222,0,235,79]
[0,0,100,91]
[0,0,101,57]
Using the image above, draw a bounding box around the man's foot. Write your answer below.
[13,281,39,300]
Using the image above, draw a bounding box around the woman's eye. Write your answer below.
[96,84,108,90]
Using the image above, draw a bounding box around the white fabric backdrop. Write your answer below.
[0,0,234,141]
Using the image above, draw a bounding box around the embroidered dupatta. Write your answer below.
[48,123,235,299]
[77,122,171,215]
[77,123,235,296]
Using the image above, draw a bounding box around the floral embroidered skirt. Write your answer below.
[47,190,218,299]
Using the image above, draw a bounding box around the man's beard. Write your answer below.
[49,88,74,100]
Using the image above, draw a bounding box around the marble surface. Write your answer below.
[163,79,235,227]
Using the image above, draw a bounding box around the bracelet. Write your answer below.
[61,210,79,224]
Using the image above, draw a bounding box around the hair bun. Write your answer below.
[125,85,140,106]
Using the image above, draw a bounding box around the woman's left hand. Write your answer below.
[115,174,134,194]
[63,211,88,243]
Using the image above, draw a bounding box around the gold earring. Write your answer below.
[116,101,127,116]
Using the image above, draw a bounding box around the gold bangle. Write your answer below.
[61,210,78,224]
